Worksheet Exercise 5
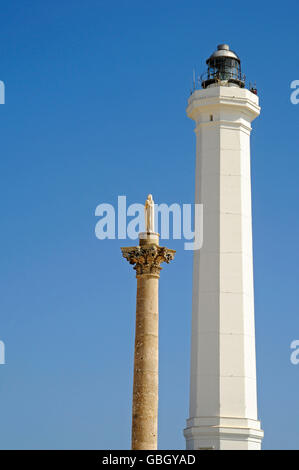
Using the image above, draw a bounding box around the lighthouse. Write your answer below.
[184,44,263,450]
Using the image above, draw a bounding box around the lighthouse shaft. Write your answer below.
[184,84,263,450]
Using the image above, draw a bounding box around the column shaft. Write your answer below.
[132,275,159,450]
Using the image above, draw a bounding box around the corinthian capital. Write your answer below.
[121,245,175,277]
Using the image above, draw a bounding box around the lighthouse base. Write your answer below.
[184,417,263,450]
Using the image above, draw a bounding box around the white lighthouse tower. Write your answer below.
[184,44,263,450]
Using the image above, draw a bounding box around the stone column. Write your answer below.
[121,232,175,450]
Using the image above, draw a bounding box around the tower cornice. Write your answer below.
[187,86,260,122]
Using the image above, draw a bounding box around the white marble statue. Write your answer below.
[145,194,155,233]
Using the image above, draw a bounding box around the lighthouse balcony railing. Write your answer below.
[200,70,246,89]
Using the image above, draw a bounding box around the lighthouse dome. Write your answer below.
[201,44,245,89]
[207,44,240,63]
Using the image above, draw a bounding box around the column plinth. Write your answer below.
[121,233,175,450]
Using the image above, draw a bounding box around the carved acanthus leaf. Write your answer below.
[121,245,175,276]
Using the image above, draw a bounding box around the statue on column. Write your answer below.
[145,194,155,233]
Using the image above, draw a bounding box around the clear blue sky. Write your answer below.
[0,0,298,450]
